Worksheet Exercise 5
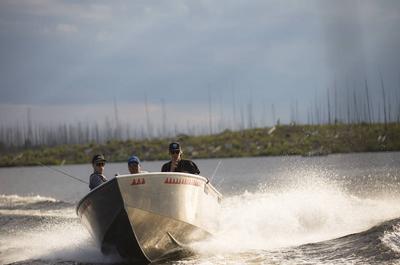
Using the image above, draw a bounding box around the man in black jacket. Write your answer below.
[89,154,108,190]
[161,142,200,175]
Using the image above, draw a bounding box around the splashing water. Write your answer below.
[1,157,400,265]
[382,223,400,254]
[192,176,400,256]
[0,195,122,264]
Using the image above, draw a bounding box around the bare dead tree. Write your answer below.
[26,107,33,146]
[161,98,167,137]
[334,80,338,124]
[346,82,351,124]
[240,104,245,130]
[247,101,254,129]
[379,72,388,128]
[364,79,372,124]
[113,97,121,139]
[327,87,331,124]
[208,88,213,135]
[290,101,295,124]
[389,96,392,122]
[231,84,237,130]
[218,90,224,132]
[353,89,360,124]
[144,94,153,138]
[397,74,400,122]
[271,104,276,126]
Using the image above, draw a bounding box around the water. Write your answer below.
[1,152,400,265]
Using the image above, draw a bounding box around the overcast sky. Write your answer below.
[0,1,399,133]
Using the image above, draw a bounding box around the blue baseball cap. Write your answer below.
[128,155,140,165]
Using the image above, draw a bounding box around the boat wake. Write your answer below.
[382,222,400,254]
[188,177,400,264]
[0,195,123,265]
[2,176,400,265]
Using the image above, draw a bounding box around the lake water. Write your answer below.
[1,152,400,265]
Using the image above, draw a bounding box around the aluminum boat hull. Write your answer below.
[76,172,221,262]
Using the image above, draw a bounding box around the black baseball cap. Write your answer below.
[169,142,181,152]
[92,154,106,164]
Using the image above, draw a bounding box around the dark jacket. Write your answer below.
[161,159,200,175]
[89,172,107,190]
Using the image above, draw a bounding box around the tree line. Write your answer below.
[1,76,399,150]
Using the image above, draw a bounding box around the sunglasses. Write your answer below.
[96,162,105,167]
[170,150,180,155]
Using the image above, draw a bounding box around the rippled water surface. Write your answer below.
[1,152,400,265]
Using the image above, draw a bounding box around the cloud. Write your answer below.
[96,31,112,42]
[3,0,112,22]
[0,0,399,128]
[56,23,78,33]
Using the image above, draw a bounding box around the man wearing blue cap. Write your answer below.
[128,155,144,174]
[161,142,200,174]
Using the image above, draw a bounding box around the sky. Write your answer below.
[0,0,399,135]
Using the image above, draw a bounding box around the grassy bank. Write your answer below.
[0,123,399,167]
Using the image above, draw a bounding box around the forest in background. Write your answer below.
[1,74,399,167]
[0,123,399,167]
[1,74,400,149]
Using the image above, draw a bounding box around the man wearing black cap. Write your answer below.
[89,154,108,190]
[161,142,200,174]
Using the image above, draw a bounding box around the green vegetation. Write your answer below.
[0,123,399,167]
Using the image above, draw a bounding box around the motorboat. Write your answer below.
[76,172,222,262]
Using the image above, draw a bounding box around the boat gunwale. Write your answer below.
[76,172,222,215]
[116,172,223,198]
[76,177,118,215]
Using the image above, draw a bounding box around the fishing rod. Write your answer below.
[38,162,88,185]
[215,177,225,190]
[209,160,222,183]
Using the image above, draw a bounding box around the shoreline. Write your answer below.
[1,123,399,167]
